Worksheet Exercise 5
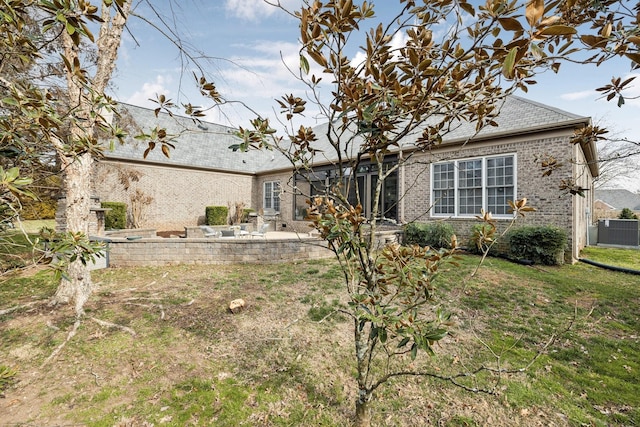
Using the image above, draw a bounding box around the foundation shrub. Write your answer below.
[404,221,455,249]
[508,226,567,265]
[242,208,254,223]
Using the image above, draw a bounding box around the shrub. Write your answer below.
[20,199,57,220]
[619,208,638,220]
[206,206,228,225]
[508,226,567,265]
[404,221,455,249]
[102,202,127,230]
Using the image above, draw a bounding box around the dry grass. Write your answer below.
[1,253,638,426]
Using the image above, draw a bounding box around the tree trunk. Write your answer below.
[51,152,94,315]
[354,398,371,427]
[354,318,373,427]
[50,2,131,315]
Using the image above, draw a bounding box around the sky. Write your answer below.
[110,0,640,190]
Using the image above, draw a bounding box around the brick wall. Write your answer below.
[104,237,334,267]
[101,229,402,268]
[255,171,313,233]
[93,161,255,230]
[401,131,590,260]
[94,128,593,260]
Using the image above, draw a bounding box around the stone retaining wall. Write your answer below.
[104,237,335,267]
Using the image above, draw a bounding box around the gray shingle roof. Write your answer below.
[595,189,640,210]
[103,103,281,174]
[103,96,589,174]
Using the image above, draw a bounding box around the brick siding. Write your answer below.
[401,131,593,260]
[93,161,255,230]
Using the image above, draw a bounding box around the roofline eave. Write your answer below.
[98,156,259,176]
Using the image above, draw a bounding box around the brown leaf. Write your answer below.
[624,52,640,65]
[580,34,608,48]
[499,17,524,32]
[539,25,577,36]
[525,0,544,27]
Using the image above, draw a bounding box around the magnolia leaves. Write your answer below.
[0,166,36,200]
[134,126,175,159]
[508,198,537,217]
[501,0,577,79]
[596,76,637,107]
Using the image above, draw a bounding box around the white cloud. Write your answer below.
[224,0,301,21]
[350,30,409,72]
[125,75,174,108]
[560,90,596,101]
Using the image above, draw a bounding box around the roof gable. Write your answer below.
[595,189,640,210]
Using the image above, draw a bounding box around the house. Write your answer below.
[93,96,598,261]
[594,189,640,220]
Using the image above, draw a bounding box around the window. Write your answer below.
[458,159,482,215]
[431,155,515,217]
[486,156,514,215]
[264,181,281,212]
[433,163,455,215]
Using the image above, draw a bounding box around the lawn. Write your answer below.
[0,248,638,426]
[580,246,640,271]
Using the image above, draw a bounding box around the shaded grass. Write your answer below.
[0,269,56,307]
[0,231,37,271]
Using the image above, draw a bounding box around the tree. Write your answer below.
[238,1,639,425]
[619,207,638,219]
[1,0,233,316]
[2,1,143,315]
[595,137,640,189]
[31,0,131,315]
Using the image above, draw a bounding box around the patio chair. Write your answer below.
[250,223,270,238]
[200,225,219,238]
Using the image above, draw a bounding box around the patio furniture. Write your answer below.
[200,225,219,238]
[250,223,270,238]
[220,229,236,238]
[232,224,250,237]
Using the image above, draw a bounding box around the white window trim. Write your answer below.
[263,181,281,212]
[430,153,517,218]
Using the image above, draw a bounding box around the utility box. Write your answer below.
[597,219,640,247]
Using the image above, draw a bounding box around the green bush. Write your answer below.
[206,206,228,225]
[619,208,638,220]
[508,226,567,265]
[404,221,455,249]
[102,202,127,230]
